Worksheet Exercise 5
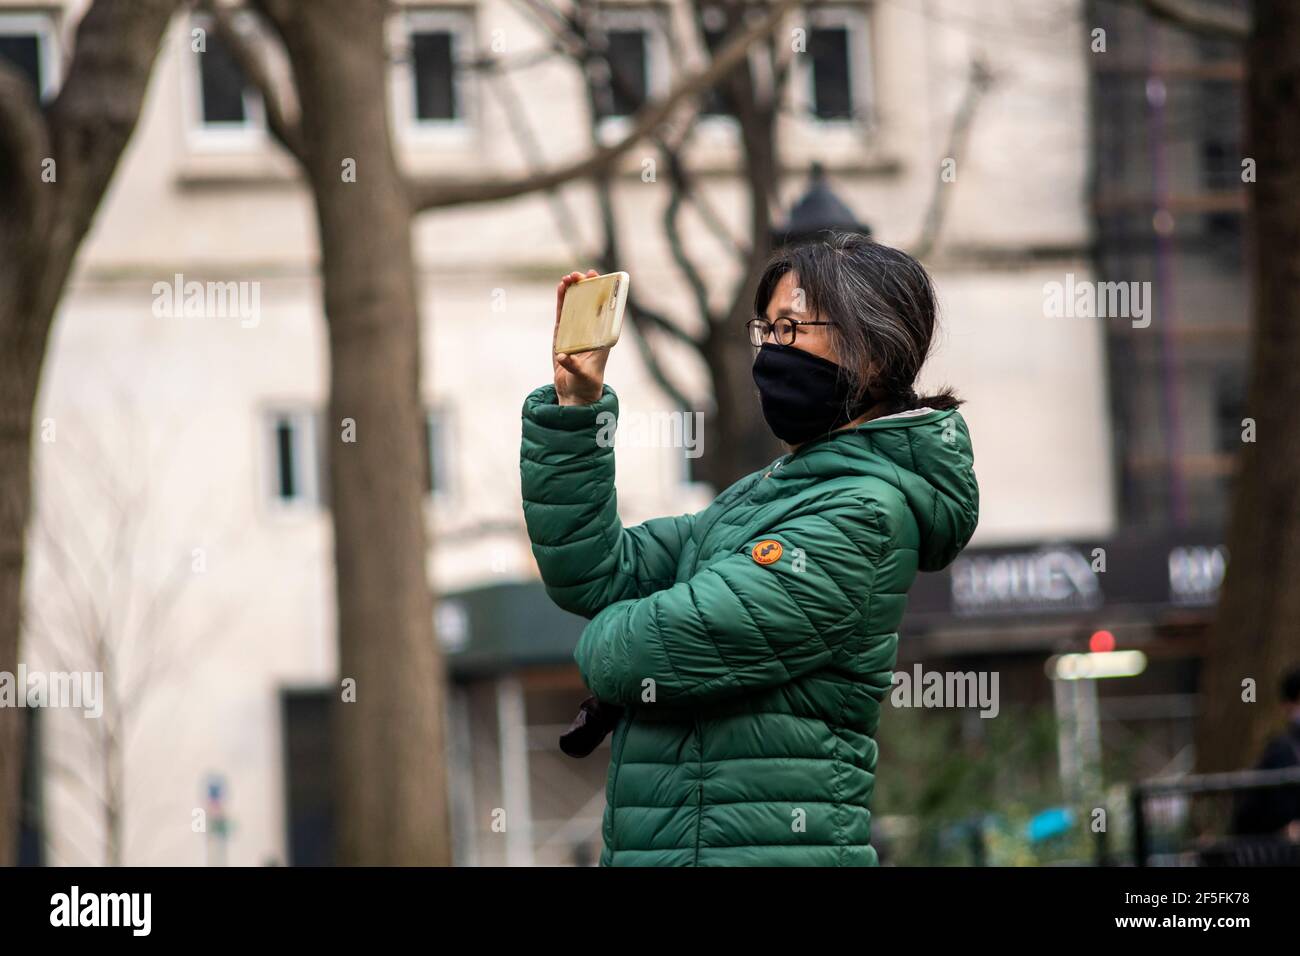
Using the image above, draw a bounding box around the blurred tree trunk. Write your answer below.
[0,0,179,867]
[694,0,786,490]
[1196,0,1300,773]
[254,0,451,865]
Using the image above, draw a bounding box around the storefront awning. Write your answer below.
[437,580,586,676]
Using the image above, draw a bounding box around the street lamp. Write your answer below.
[770,162,872,247]
[1046,646,1149,804]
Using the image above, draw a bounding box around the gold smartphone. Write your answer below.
[554,271,630,355]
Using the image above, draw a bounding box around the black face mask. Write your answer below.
[751,342,874,445]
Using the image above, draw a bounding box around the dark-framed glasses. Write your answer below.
[746,316,832,347]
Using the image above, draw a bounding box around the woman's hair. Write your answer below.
[753,231,962,415]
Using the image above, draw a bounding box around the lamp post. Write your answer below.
[770,162,872,247]
[1045,648,1148,803]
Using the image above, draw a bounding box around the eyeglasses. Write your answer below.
[746,316,832,348]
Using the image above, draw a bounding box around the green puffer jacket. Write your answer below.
[520,383,979,866]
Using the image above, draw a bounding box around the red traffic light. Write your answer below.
[1089,630,1116,653]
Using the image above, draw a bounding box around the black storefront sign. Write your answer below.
[903,534,1227,629]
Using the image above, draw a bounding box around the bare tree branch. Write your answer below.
[624,310,697,411]
[31,490,111,665]
[537,1,741,269]
[202,0,307,164]
[628,290,704,351]
[409,0,801,211]
[1127,0,1249,39]
[668,139,747,260]
[38,781,104,865]
[911,57,995,261]
[457,45,567,75]
[45,758,108,818]
[662,145,720,328]
[571,0,704,408]
[25,399,245,864]
[511,0,587,59]
[684,188,746,261]
[121,602,242,719]
[480,59,589,257]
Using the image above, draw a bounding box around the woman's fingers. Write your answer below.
[554,274,576,349]
[555,271,588,320]
[556,351,588,374]
[557,347,608,377]
[569,348,607,375]
[553,269,600,364]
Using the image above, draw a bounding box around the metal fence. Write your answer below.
[1132,766,1300,866]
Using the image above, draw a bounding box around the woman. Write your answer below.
[520,232,979,865]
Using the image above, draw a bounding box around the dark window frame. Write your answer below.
[402,8,475,131]
[265,410,323,509]
[189,13,266,136]
[0,12,59,103]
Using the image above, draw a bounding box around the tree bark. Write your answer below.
[697,322,785,490]
[695,4,786,489]
[0,0,179,867]
[1196,0,1300,773]
[255,0,451,864]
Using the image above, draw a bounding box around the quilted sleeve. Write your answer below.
[574,498,886,706]
[521,382,696,620]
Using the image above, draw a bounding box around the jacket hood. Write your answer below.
[776,407,979,572]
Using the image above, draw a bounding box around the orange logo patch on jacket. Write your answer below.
[751,540,783,565]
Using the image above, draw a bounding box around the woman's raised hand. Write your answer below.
[553,269,610,406]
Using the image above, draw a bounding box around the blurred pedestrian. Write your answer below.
[1231,665,1300,839]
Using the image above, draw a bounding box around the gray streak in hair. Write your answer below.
[754,232,961,416]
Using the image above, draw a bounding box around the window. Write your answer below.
[797,6,871,124]
[187,14,265,144]
[425,407,454,499]
[698,7,730,117]
[412,29,456,120]
[1199,77,1244,251]
[592,8,669,125]
[809,26,852,119]
[1214,371,1247,456]
[395,9,474,135]
[696,5,771,124]
[0,13,60,103]
[598,29,649,118]
[264,408,448,509]
[265,410,322,508]
[199,31,250,124]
